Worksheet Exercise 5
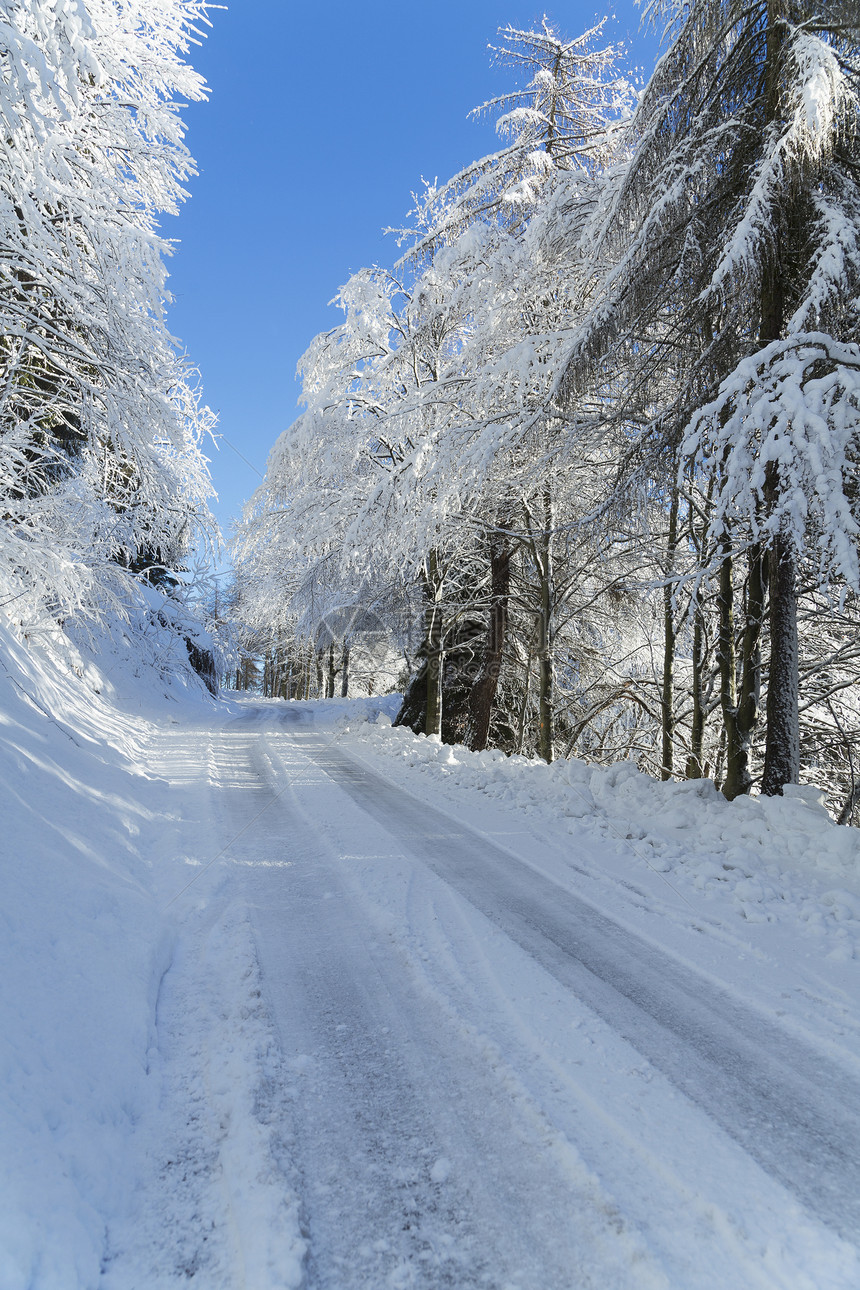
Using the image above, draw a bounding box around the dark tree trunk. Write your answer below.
[838,784,860,828]
[717,548,738,796]
[717,545,753,800]
[759,10,799,796]
[737,543,765,749]
[465,531,511,752]
[340,643,350,698]
[686,590,705,778]
[661,486,679,780]
[761,535,800,795]
[424,549,444,738]
[686,478,715,780]
[516,651,533,755]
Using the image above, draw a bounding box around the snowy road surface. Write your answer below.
[107,701,860,1289]
[285,714,860,1236]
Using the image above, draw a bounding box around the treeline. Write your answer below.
[234,5,860,822]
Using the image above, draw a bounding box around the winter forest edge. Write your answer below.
[4,0,860,824]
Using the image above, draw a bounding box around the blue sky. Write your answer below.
[166,2,661,551]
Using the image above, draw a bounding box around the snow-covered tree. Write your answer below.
[558,0,860,796]
[0,0,216,628]
[402,18,630,260]
[239,8,860,816]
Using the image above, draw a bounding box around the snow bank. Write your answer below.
[0,617,210,1289]
[0,617,314,1288]
[335,714,860,960]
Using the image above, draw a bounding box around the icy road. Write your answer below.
[106,701,860,1290]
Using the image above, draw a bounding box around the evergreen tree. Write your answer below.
[559,0,860,795]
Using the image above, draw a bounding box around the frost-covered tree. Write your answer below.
[0,0,216,627]
[240,9,860,815]
[238,17,635,752]
[402,18,630,259]
[558,0,860,796]
[381,24,634,749]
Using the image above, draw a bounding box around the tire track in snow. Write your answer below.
[103,729,306,1290]
[228,728,663,1290]
[273,712,860,1247]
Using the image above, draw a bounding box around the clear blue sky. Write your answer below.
[166,2,661,551]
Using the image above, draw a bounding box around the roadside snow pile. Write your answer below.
[337,715,860,960]
[0,616,211,1290]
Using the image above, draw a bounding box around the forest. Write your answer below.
[232,2,860,823]
[2,0,859,820]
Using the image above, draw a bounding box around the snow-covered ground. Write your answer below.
[2,625,860,1289]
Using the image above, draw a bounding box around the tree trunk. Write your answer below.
[838,784,860,828]
[536,487,554,764]
[686,590,705,778]
[713,721,727,793]
[758,8,799,796]
[719,545,765,798]
[737,543,765,756]
[326,642,336,699]
[761,535,800,794]
[516,651,533,755]
[340,643,350,698]
[424,548,444,738]
[661,486,679,780]
[717,545,750,800]
[465,529,511,752]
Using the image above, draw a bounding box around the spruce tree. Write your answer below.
[560,0,860,794]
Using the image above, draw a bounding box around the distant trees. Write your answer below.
[236,18,633,737]
[237,11,860,819]
[0,0,216,630]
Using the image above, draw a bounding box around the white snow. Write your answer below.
[2,632,860,1288]
[338,710,860,964]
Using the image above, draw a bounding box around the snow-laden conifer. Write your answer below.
[555,0,860,796]
[400,18,632,261]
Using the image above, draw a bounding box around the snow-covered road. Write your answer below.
[106,701,860,1290]
[238,724,604,1290]
[275,710,860,1240]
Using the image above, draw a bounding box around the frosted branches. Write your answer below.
[0,0,217,626]
[684,335,860,586]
